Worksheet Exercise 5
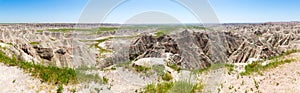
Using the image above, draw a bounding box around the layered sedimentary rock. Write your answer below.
[129,23,300,69]
[0,24,97,68]
[1,23,300,70]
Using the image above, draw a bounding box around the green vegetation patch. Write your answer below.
[162,72,173,81]
[29,42,40,45]
[0,51,77,84]
[133,65,151,73]
[143,81,204,93]
[47,28,95,33]
[152,65,165,76]
[0,51,105,85]
[240,49,300,76]
[240,59,295,76]
[191,64,234,74]
[37,30,44,32]
[268,49,300,60]
[144,82,174,93]
[98,27,118,32]
[47,28,74,33]
[187,26,214,31]
[167,63,181,72]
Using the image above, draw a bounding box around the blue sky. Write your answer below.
[0,0,299,23]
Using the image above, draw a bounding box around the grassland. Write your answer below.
[240,59,295,76]
[0,51,104,85]
[240,49,300,76]
[143,81,204,93]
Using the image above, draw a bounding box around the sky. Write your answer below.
[0,0,299,23]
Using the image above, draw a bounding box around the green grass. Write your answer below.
[240,49,300,76]
[115,61,132,68]
[47,28,74,33]
[162,72,173,81]
[133,65,151,73]
[37,30,44,32]
[187,26,214,31]
[102,77,109,84]
[29,42,40,45]
[268,49,300,60]
[169,81,194,93]
[143,81,204,93]
[154,31,166,37]
[57,84,64,93]
[87,37,113,56]
[47,27,119,34]
[47,28,96,33]
[240,59,295,76]
[152,65,165,76]
[0,51,77,84]
[98,27,118,32]
[88,27,119,34]
[167,63,181,72]
[0,51,105,85]
[191,64,234,74]
[144,82,174,93]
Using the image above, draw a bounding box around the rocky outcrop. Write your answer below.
[1,23,300,70]
[0,24,97,68]
[35,47,54,61]
[129,35,180,60]
[128,24,300,69]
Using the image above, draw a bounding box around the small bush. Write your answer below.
[154,31,166,37]
[167,63,180,71]
[162,72,173,81]
[169,81,194,93]
[133,65,151,73]
[152,65,165,76]
[57,84,63,93]
[144,82,174,93]
[103,77,109,84]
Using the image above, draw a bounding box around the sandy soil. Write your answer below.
[0,63,57,93]
[1,52,300,93]
[200,53,300,93]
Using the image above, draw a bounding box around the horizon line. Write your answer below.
[0,21,300,24]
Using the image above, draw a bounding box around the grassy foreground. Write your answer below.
[241,49,300,76]
[240,59,295,76]
[0,51,103,85]
[144,81,204,93]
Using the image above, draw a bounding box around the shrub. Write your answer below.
[133,65,151,73]
[144,82,174,93]
[152,65,165,76]
[167,63,180,71]
[162,72,173,81]
[169,81,194,93]
[103,77,109,84]
[57,84,63,93]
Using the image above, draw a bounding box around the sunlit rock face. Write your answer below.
[1,23,300,70]
[0,24,98,68]
[128,23,300,69]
